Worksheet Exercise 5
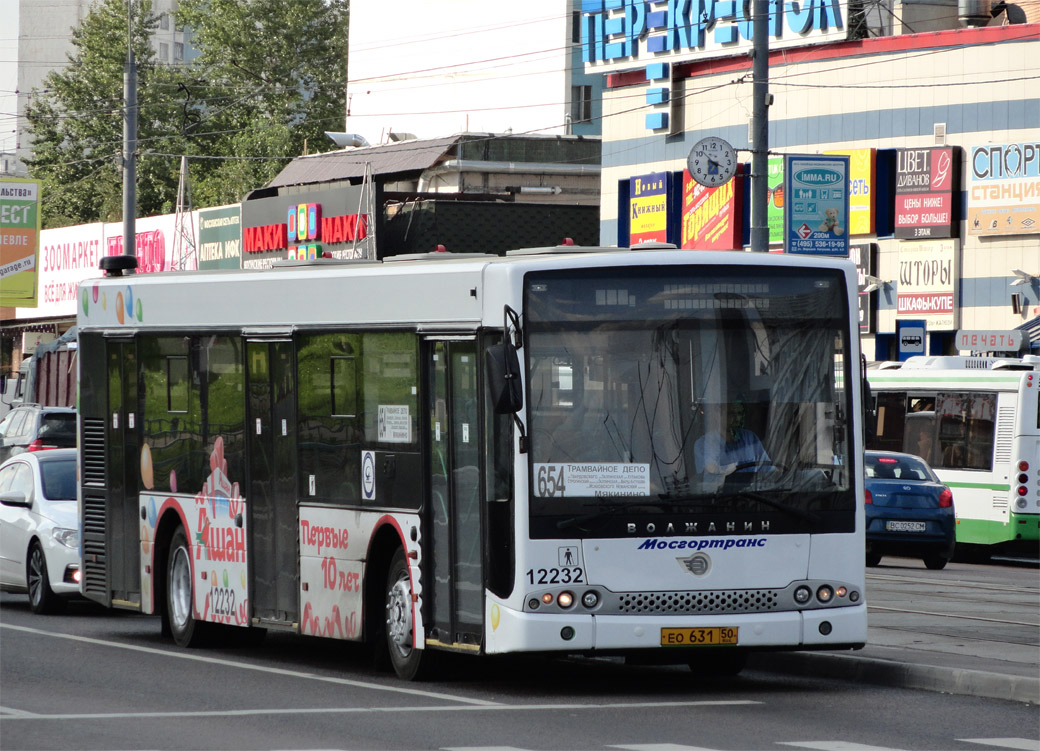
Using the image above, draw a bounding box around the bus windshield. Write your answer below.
[524,265,854,537]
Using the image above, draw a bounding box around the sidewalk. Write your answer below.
[749,561,1040,704]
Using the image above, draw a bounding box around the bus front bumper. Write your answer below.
[484,603,868,655]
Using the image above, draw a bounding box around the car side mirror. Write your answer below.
[0,490,32,508]
[485,342,523,415]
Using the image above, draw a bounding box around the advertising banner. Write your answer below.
[198,205,243,270]
[851,242,876,334]
[894,147,959,239]
[1,178,41,308]
[784,154,850,256]
[680,169,743,250]
[14,222,104,319]
[103,213,200,274]
[241,185,373,268]
[827,148,876,236]
[15,212,199,320]
[767,156,784,245]
[967,142,1040,236]
[895,239,958,331]
[629,172,669,245]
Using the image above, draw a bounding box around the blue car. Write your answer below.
[864,450,955,570]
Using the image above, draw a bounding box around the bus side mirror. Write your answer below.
[485,342,523,414]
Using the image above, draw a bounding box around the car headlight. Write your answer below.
[52,527,79,549]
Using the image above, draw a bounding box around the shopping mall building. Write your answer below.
[585,0,1039,358]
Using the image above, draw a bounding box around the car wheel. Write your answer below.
[27,541,66,615]
[865,553,882,567]
[166,526,211,647]
[923,556,948,570]
[384,547,432,681]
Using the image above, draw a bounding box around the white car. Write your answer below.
[0,448,81,613]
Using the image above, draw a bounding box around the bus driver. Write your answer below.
[694,400,771,488]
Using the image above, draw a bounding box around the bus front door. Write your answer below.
[426,339,483,650]
[246,339,298,628]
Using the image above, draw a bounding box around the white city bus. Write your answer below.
[77,246,867,680]
[867,355,1040,558]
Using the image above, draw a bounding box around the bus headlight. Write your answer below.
[794,586,812,604]
[817,585,834,603]
[557,591,574,609]
[581,591,599,608]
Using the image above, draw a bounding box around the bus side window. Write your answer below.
[870,392,906,452]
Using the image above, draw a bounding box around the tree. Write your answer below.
[175,0,349,206]
[26,0,350,225]
[25,0,187,227]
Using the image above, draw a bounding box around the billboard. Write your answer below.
[198,205,243,270]
[14,212,199,320]
[784,154,850,256]
[680,169,743,250]
[827,148,876,236]
[967,142,1040,236]
[1,178,42,308]
[851,242,876,334]
[629,172,669,245]
[894,147,959,240]
[241,185,373,268]
[895,239,958,331]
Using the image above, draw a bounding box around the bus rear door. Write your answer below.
[246,338,299,628]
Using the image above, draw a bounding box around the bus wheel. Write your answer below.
[166,526,210,647]
[865,553,882,567]
[384,547,429,681]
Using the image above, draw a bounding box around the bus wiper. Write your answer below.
[724,491,822,525]
[556,500,673,530]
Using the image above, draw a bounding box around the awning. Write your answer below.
[264,136,462,189]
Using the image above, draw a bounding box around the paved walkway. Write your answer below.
[750,558,1040,704]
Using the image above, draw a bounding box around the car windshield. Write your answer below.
[523,265,855,537]
[866,454,934,482]
[40,459,77,500]
[39,413,76,440]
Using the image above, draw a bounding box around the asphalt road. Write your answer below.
[1,563,1037,751]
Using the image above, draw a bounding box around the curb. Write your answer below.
[748,652,1040,705]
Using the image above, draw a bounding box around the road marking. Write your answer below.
[609,744,725,751]
[0,622,496,706]
[867,605,1037,627]
[958,740,1040,750]
[0,705,39,718]
[0,700,759,722]
[778,743,910,751]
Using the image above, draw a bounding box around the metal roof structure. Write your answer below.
[1015,314,1040,351]
[265,136,463,188]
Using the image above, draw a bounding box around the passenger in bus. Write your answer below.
[693,401,771,488]
[908,426,935,464]
[942,443,965,468]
